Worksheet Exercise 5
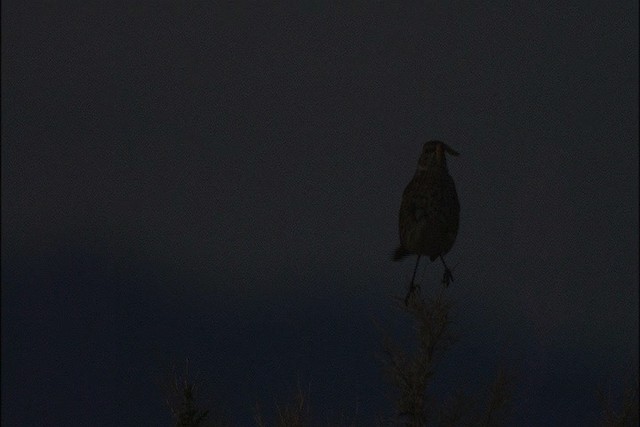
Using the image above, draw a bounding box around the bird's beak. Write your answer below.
[443,144,459,157]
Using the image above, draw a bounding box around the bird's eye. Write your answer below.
[424,142,438,151]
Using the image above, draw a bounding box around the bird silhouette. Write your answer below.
[393,140,460,303]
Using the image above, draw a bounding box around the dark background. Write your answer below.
[2,2,638,425]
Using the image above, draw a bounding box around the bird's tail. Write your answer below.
[392,245,410,261]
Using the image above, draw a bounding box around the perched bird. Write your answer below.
[393,140,460,302]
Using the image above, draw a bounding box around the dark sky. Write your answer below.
[2,2,638,426]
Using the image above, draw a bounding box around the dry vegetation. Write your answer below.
[165,282,636,426]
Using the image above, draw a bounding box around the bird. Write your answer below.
[393,140,460,303]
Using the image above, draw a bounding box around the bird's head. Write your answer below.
[418,140,459,171]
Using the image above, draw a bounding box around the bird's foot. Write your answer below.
[441,267,454,287]
[404,281,421,306]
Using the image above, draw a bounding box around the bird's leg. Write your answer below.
[405,255,422,305]
[439,255,453,287]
